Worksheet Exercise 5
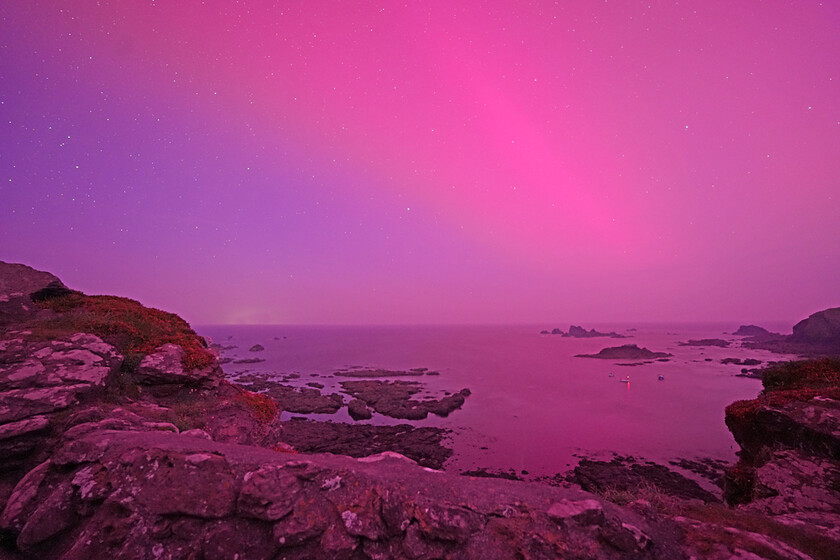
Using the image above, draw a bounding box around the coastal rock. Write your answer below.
[568,325,627,338]
[339,380,470,420]
[249,344,265,352]
[721,357,763,366]
[267,385,344,414]
[791,307,840,345]
[347,398,373,420]
[726,396,840,462]
[0,263,67,325]
[734,325,778,338]
[744,307,840,355]
[678,338,729,347]
[334,368,430,378]
[276,418,452,470]
[570,457,719,502]
[576,344,672,360]
[723,356,840,547]
[0,429,681,560]
[135,344,222,388]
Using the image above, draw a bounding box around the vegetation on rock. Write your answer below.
[725,358,840,422]
[31,290,214,370]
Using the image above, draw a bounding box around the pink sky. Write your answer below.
[1,1,838,325]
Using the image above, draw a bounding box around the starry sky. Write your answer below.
[2,1,838,326]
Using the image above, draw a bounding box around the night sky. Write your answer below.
[2,1,838,325]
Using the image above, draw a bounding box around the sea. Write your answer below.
[196,323,793,478]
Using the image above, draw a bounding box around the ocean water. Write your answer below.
[197,323,792,477]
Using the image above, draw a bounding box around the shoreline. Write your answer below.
[2,261,838,559]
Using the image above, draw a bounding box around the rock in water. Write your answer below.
[575,344,672,360]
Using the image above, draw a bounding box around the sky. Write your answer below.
[1,1,838,326]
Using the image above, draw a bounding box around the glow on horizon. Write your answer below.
[1,1,838,326]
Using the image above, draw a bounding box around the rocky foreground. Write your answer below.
[1,261,839,559]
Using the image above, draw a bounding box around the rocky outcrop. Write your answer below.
[576,344,672,360]
[542,326,628,338]
[135,343,223,388]
[733,325,778,338]
[744,307,840,356]
[723,357,840,548]
[0,263,67,324]
[568,325,628,338]
[0,428,678,560]
[570,457,719,503]
[0,333,124,470]
[339,380,470,420]
[791,307,840,346]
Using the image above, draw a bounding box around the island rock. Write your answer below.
[575,344,672,360]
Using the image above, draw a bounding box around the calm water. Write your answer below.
[197,323,792,477]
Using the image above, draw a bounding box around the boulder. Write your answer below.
[0,262,67,325]
[135,344,221,387]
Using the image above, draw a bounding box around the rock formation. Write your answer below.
[575,344,672,360]
[733,325,778,338]
[724,357,840,548]
[743,307,840,356]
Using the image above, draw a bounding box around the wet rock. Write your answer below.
[232,357,265,364]
[721,357,763,366]
[339,379,470,420]
[249,344,265,352]
[276,418,452,470]
[679,338,730,347]
[571,456,719,502]
[347,398,372,420]
[334,368,427,378]
[266,384,344,414]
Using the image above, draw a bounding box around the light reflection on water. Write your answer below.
[198,323,793,476]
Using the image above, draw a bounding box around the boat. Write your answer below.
[658,375,665,380]
[620,377,630,383]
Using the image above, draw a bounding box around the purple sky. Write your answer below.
[2,1,838,326]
